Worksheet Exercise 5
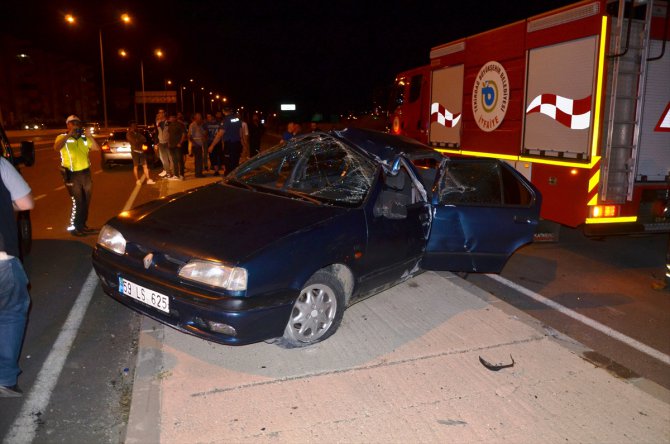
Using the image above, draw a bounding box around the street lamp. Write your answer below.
[119,48,164,126]
[65,12,131,129]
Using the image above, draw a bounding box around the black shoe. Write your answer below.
[82,226,99,234]
[213,170,220,176]
[70,229,87,237]
[0,384,23,398]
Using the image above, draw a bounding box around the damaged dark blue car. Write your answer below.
[92,128,541,346]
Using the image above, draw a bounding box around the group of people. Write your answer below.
[143,107,265,182]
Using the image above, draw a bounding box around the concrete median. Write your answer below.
[124,271,670,443]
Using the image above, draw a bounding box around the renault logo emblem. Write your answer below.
[143,253,154,269]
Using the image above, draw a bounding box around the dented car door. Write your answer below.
[423,158,541,273]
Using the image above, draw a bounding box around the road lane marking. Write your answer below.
[486,273,670,366]
[5,183,143,444]
[125,175,145,211]
[4,269,99,444]
[33,194,47,201]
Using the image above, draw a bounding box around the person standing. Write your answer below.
[281,122,295,145]
[204,113,223,176]
[188,113,207,178]
[53,115,100,236]
[167,114,187,180]
[210,107,244,174]
[127,121,155,185]
[222,107,244,173]
[177,112,189,168]
[155,109,172,178]
[0,156,34,397]
[248,113,264,157]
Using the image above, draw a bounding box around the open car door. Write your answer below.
[422,158,541,273]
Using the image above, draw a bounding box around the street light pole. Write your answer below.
[141,60,147,126]
[99,29,108,129]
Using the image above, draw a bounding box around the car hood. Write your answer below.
[115,182,348,264]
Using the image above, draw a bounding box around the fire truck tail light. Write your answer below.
[589,205,619,218]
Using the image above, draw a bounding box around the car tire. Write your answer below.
[277,270,345,348]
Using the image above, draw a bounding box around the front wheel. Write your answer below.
[278,270,345,348]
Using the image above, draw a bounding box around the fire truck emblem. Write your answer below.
[526,93,592,130]
[472,61,509,132]
[430,102,461,127]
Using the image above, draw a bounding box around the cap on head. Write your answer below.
[66,115,81,124]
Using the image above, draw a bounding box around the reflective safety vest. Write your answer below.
[56,134,91,172]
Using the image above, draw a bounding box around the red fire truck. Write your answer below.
[390,0,669,236]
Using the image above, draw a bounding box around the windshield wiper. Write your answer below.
[283,189,323,205]
[255,186,323,205]
[225,177,255,191]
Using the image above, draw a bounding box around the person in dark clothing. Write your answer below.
[188,113,207,178]
[210,107,244,175]
[248,114,264,158]
[167,114,187,180]
[0,157,34,397]
[204,113,224,176]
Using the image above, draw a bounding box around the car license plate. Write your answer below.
[117,146,131,152]
[119,277,170,313]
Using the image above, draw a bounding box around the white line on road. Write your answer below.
[3,269,99,444]
[4,182,143,444]
[33,194,47,201]
[486,273,670,366]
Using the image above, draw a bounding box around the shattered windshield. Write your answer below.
[231,134,378,206]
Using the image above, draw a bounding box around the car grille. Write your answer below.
[124,242,186,275]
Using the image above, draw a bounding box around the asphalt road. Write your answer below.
[1,130,668,442]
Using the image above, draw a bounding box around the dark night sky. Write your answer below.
[2,0,576,115]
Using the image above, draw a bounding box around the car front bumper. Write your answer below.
[92,249,294,345]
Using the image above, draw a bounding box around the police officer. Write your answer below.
[53,115,100,236]
[0,156,33,397]
[221,107,244,174]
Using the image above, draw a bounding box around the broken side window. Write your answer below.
[438,160,503,205]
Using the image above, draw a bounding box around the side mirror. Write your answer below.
[19,141,35,167]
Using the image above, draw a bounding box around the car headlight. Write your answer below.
[97,224,126,255]
[178,260,247,291]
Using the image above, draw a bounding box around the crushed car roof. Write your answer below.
[332,128,443,163]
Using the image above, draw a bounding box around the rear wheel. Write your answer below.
[278,270,345,347]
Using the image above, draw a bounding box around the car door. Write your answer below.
[358,163,431,296]
[422,158,541,273]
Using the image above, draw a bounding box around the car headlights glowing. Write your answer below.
[97,225,127,255]
[179,260,248,291]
